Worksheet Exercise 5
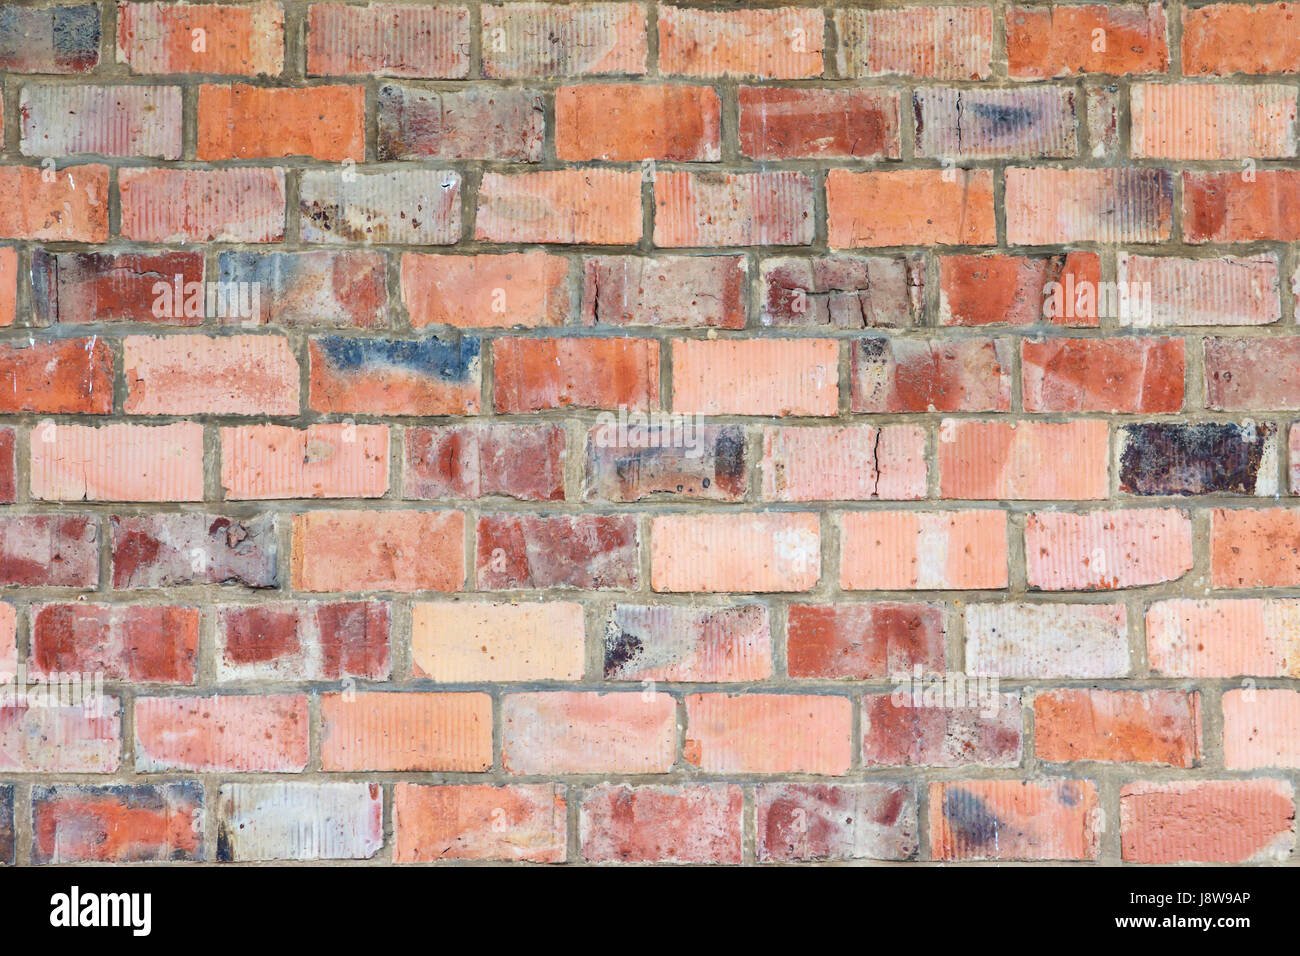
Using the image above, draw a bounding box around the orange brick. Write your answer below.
[0,164,108,242]
[658,6,823,78]
[394,783,566,863]
[197,84,365,161]
[556,84,720,161]
[493,337,659,412]
[0,338,114,414]
[827,170,995,247]
[1212,508,1300,587]
[1007,3,1168,77]
[684,693,852,774]
[117,1,285,76]
[840,510,1008,590]
[1035,689,1201,766]
[292,510,465,592]
[321,692,492,771]
[1183,2,1300,75]
[651,513,820,592]
[1122,779,1294,863]
[401,252,570,329]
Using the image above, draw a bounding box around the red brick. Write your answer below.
[31,250,206,326]
[31,604,198,683]
[603,604,771,682]
[658,6,823,79]
[655,171,815,247]
[557,84,719,161]
[377,86,544,161]
[20,85,182,159]
[915,87,1077,159]
[1007,3,1168,77]
[111,513,277,590]
[863,693,1022,768]
[761,254,923,327]
[1006,167,1173,244]
[672,338,837,417]
[1035,689,1200,766]
[476,514,638,590]
[1183,2,1300,75]
[757,783,918,862]
[0,515,99,588]
[835,6,992,80]
[124,334,298,416]
[411,601,584,682]
[292,510,464,593]
[217,601,390,681]
[0,430,12,504]
[221,423,389,500]
[685,693,852,774]
[134,694,308,772]
[740,87,899,160]
[477,169,641,244]
[841,510,1008,590]
[1185,171,1300,242]
[308,3,469,78]
[403,252,569,329]
[931,780,1100,861]
[406,423,565,501]
[502,691,675,774]
[939,419,1109,500]
[197,84,364,161]
[761,424,925,502]
[827,170,996,247]
[582,255,746,329]
[1026,508,1193,591]
[938,252,1102,326]
[0,700,121,772]
[481,2,647,78]
[1206,336,1300,410]
[585,423,746,502]
[33,784,203,864]
[1022,337,1184,412]
[117,1,285,75]
[0,337,112,414]
[394,783,565,863]
[31,421,204,502]
[321,692,491,771]
[786,603,945,680]
[1212,508,1300,587]
[0,164,108,241]
[582,784,742,864]
[1121,779,1294,863]
[493,337,658,412]
[300,168,461,245]
[651,513,820,593]
[852,337,1011,412]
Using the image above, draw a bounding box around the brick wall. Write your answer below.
[0,0,1297,865]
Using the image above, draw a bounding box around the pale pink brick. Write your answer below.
[124,334,299,416]
[292,510,465,593]
[581,784,743,864]
[321,692,492,771]
[1118,253,1281,327]
[1147,598,1300,677]
[30,421,204,502]
[603,604,772,682]
[1131,83,1296,159]
[672,339,838,417]
[217,782,383,862]
[1121,779,1295,864]
[477,169,641,245]
[116,1,286,76]
[1223,688,1300,769]
[308,3,470,78]
[1027,508,1193,591]
[0,700,121,773]
[654,171,815,247]
[221,424,389,500]
[134,695,308,772]
[1005,167,1173,245]
[836,7,993,79]
[20,85,183,159]
[411,601,585,682]
[840,510,1008,590]
[685,693,852,775]
[966,603,1130,678]
[658,6,823,78]
[939,419,1109,500]
[757,783,919,862]
[119,167,286,243]
[761,425,926,501]
[651,513,820,593]
[402,252,570,329]
[0,604,13,676]
[502,692,676,775]
[481,2,648,78]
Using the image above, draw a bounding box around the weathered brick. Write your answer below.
[32,784,203,864]
[914,87,1077,159]
[406,423,565,501]
[31,250,206,326]
[502,691,675,774]
[1087,83,1121,157]
[124,334,298,416]
[0,337,113,414]
[134,694,308,772]
[658,5,822,79]
[493,337,658,412]
[938,252,1102,327]
[965,602,1129,678]
[119,167,285,243]
[21,85,182,159]
[477,169,640,244]
[31,421,203,502]
[198,84,365,161]
[308,3,469,78]
[761,425,924,502]
[0,786,9,865]
[1121,779,1294,863]
[31,603,198,682]
[292,510,464,592]
[308,335,480,415]
[1185,171,1300,242]
[740,87,899,160]
[217,250,388,329]
[684,693,852,774]
[585,423,746,502]
[0,3,100,73]
[1006,3,1168,77]
[861,693,1022,768]
[476,514,638,590]
[603,604,772,682]
[0,430,12,504]
[931,780,1100,861]
[300,168,461,245]
[0,247,14,326]
[852,337,1011,412]
[1183,2,1300,75]
[1117,253,1281,327]
[841,510,1008,590]
[411,601,584,681]
[481,2,647,78]
[827,170,996,247]
[655,171,815,247]
[1147,598,1300,677]
[216,601,390,681]
[0,700,121,772]
[761,254,923,328]
[1223,688,1300,769]
[1035,689,1200,766]
[582,784,742,864]
[786,603,945,680]
[111,513,277,589]
[651,513,820,592]
[0,603,14,675]
[117,0,285,75]
[672,338,837,416]
[1025,508,1193,590]
[217,783,382,862]
[0,515,98,588]
[582,255,745,329]
[1022,337,1184,412]
[1212,507,1300,587]
[557,84,719,161]
[320,691,492,771]
[1006,167,1173,244]
[1131,83,1296,159]
[939,420,1109,500]
[378,85,544,161]
[0,164,108,242]
[756,783,918,862]
[1119,422,1277,496]
[404,252,569,329]
[1207,336,1300,410]
[835,6,992,80]
[394,783,566,863]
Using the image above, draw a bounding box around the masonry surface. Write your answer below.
[0,0,1298,866]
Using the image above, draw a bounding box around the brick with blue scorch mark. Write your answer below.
[0,4,100,73]
[309,335,482,415]
[217,250,388,328]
